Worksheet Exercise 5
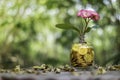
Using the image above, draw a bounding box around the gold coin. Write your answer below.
[77,57,85,63]
[72,44,80,51]
[84,52,94,63]
[79,48,88,55]
[81,63,87,67]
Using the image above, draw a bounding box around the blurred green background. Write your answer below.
[0,0,120,68]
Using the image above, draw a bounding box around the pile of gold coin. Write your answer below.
[70,43,94,68]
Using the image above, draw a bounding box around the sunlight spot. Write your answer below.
[94,39,102,47]
[97,28,103,36]
[68,9,74,15]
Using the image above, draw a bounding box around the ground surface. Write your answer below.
[0,71,120,80]
[0,65,120,80]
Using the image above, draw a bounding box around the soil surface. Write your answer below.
[0,71,120,80]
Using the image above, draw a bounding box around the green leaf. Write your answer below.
[84,27,91,33]
[55,23,79,33]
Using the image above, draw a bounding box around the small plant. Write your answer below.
[56,9,100,43]
[56,9,100,68]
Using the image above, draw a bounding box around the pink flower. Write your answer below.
[89,11,100,21]
[77,9,100,21]
[77,9,92,18]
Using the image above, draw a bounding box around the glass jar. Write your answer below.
[70,43,94,70]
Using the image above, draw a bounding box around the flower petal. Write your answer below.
[77,9,100,21]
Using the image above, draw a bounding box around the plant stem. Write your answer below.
[79,18,91,44]
[79,19,84,38]
[83,19,87,35]
[84,18,90,34]
[79,34,86,43]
